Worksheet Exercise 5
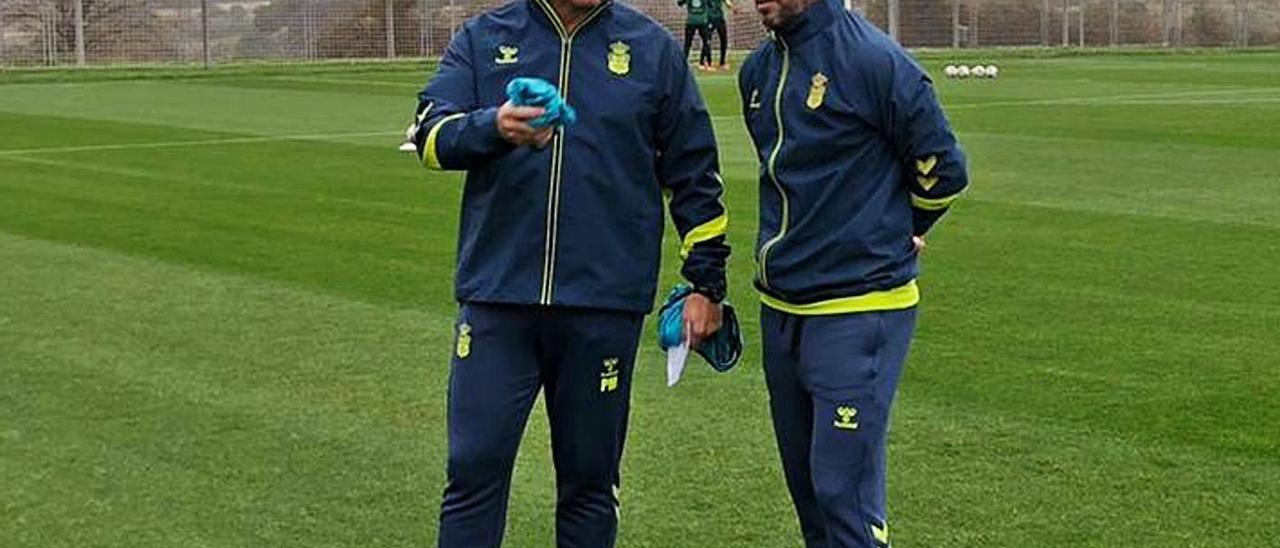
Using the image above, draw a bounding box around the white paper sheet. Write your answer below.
[666,338,691,388]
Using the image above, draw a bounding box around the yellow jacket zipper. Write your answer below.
[757,36,790,291]
[533,0,608,305]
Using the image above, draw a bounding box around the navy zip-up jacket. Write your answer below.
[414,0,729,313]
[739,0,967,314]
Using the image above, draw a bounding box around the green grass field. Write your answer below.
[2,50,1279,547]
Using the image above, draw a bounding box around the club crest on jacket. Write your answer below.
[807,72,829,110]
[607,41,631,76]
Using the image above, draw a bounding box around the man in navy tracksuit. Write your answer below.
[740,0,969,546]
[411,0,729,546]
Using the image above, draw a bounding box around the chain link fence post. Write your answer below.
[1041,0,1051,44]
[417,0,425,56]
[1078,0,1085,45]
[1109,0,1119,45]
[448,0,458,40]
[385,0,396,59]
[1237,0,1244,45]
[200,0,210,68]
[427,0,436,57]
[953,0,963,47]
[74,0,85,66]
[1176,0,1184,46]
[887,0,900,42]
[43,1,55,65]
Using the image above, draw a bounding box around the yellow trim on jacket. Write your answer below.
[759,279,919,315]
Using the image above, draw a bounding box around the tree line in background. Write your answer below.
[1,0,1277,67]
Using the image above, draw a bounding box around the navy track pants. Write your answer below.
[438,302,644,548]
[761,305,917,548]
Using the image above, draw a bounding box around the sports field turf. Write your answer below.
[2,50,1278,547]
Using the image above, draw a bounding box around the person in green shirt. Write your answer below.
[706,0,732,70]
[678,0,713,69]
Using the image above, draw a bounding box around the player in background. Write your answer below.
[739,0,969,546]
[678,0,714,70]
[411,0,730,546]
[706,0,733,70]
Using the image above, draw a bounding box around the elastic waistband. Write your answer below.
[759,279,919,316]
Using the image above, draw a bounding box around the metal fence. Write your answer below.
[1,0,1277,68]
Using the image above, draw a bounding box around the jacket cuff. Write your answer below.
[912,208,946,236]
[691,278,727,303]
[471,107,514,158]
[681,238,729,302]
[420,107,514,170]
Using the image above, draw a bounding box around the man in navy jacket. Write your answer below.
[412,1,730,546]
[740,0,969,546]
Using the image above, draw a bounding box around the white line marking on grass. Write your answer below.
[0,130,400,157]
[1086,97,1280,107]
[945,88,1278,110]
[0,154,425,215]
[264,76,421,88]
[707,88,1278,123]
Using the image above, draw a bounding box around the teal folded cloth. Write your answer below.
[505,77,578,129]
[657,283,743,373]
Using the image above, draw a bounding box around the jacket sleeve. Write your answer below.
[412,25,514,171]
[656,41,731,299]
[882,50,969,236]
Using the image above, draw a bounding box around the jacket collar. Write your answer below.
[774,0,837,46]
[529,0,613,39]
